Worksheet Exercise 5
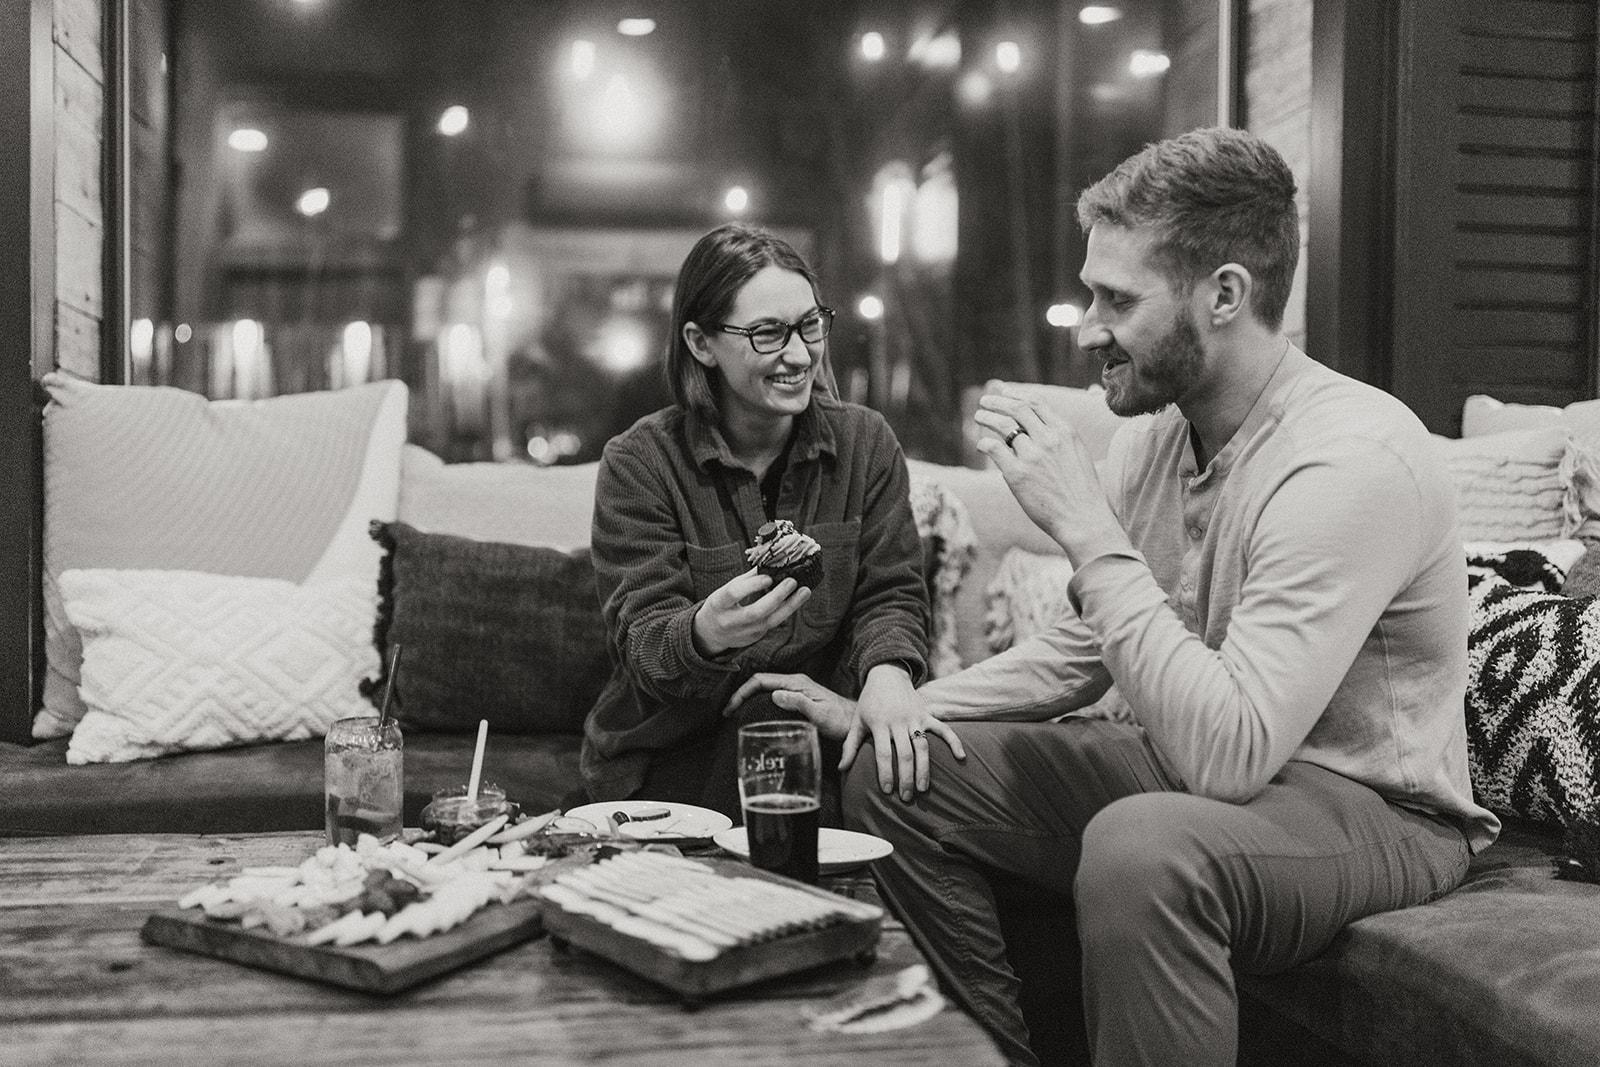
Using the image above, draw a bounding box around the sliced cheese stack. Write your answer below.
[538,851,882,962]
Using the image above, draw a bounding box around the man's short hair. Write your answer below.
[1076,127,1299,331]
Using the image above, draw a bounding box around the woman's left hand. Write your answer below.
[855,664,966,801]
[724,672,857,740]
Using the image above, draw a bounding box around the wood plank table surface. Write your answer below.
[0,832,1004,1067]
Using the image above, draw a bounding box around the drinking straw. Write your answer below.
[377,643,402,733]
[467,718,489,802]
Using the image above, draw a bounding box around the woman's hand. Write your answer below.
[855,664,966,801]
[724,672,857,740]
[692,568,810,657]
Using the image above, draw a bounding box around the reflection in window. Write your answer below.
[127,1,1221,465]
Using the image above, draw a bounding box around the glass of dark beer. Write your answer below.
[736,721,821,884]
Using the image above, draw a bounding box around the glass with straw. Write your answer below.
[324,643,405,846]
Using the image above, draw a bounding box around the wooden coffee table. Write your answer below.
[0,832,1003,1066]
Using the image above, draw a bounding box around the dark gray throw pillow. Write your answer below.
[365,521,610,735]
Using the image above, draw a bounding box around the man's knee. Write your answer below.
[1075,792,1224,937]
[841,746,889,833]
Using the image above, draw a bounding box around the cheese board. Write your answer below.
[140,897,544,994]
[535,851,884,1005]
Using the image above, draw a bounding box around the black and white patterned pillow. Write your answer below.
[1466,574,1600,825]
[1465,539,1586,594]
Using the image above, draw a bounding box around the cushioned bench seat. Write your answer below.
[1238,819,1600,1067]
[0,733,583,836]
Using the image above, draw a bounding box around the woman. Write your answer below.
[581,223,961,821]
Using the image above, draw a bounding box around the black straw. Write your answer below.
[377,643,402,732]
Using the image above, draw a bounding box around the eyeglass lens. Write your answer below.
[752,310,831,352]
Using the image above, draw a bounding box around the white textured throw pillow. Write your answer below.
[59,569,380,764]
[1431,427,1571,542]
[38,375,406,739]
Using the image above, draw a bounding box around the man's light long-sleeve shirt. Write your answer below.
[925,347,1499,852]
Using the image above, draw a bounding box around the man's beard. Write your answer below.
[1101,310,1205,418]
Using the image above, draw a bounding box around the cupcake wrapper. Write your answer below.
[761,553,824,591]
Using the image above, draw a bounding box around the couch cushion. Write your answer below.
[0,732,583,836]
[369,521,610,736]
[1238,819,1600,1067]
[39,374,407,740]
[397,444,598,550]
[59,569,379,764]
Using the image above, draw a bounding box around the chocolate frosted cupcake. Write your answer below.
[745,519,824,590]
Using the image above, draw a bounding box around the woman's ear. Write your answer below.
[683,322,718,367]
[1206,263,1253,327]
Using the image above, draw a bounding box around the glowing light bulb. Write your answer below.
[1129,50,1171,77]
[1046,303,1083,328]
[724,186,749,214]
[1079,6,1123,25]
[858,295,884,320]
[228,128,268,152]
[996,41,1021,74]
[296,187,330,217]
[617,18,655,36]
[861,31,885,61]
[438,105,469,136]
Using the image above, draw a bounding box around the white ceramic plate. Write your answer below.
[712,826,894,875]
[562,800,733,843]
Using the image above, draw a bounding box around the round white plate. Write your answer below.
[712,826,894,875]
[562,800,733,842]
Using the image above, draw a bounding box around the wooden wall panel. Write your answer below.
[53,0,106,382]
[53,0,103,84]
[56,299,100,379]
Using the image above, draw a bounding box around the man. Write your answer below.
[731,127,1498,1066]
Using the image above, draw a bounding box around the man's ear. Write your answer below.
[683,322,717,367]
[1206,263,1253,327]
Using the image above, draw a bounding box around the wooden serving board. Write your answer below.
[536,857,882,1004]
[140,898,544,994]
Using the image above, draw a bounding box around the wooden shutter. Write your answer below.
[1391,0,1598,433]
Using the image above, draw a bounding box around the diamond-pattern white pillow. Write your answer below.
[59,569,379,764]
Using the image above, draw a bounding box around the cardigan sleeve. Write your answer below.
[591,437,742,704]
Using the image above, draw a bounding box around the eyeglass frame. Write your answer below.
[712,306,834,354]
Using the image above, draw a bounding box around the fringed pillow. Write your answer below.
[984,548,1131,722]
[908,473,976,679]
[1466,574,1600,826]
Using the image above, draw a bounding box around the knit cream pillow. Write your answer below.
[1432,427,1571,542]
[59,569,379,764]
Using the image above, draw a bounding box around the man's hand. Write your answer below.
[692,568,810,657]
[973,389,1131,566]
[724,672,857,740]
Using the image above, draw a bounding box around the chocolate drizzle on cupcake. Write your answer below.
[745,519,824,589]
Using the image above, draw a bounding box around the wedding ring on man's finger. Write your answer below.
[911,729,926,740]
[1004,427,1025,448]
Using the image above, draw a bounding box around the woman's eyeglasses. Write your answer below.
[715,307,834,354]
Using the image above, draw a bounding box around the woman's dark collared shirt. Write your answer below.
[580,393,930,801]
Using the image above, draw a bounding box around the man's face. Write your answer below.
[1078,225,1205,418]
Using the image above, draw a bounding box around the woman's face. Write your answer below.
[689,264,823,428]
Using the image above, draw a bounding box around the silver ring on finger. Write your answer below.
[1004,427,1025,448]
[911,729,925,740]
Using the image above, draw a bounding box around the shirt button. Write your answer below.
[1188,526,1203,540]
